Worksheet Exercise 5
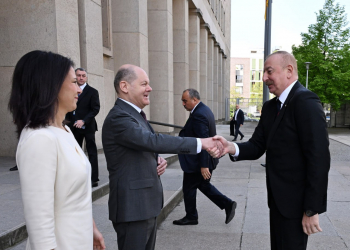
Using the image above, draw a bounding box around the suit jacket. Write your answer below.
[230,81,330,218]
[17,126,93,249]
[66,84,100,134]
[234,109,244,125]
[178,102,218,173]
[102,98,198,223]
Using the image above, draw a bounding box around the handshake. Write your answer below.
[200,136,236,158]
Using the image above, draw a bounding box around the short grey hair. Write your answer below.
[75,67,87,75]
[114,66,137,94]
[183,88,200,100]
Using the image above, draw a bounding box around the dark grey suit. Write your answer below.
[102,98,197,249]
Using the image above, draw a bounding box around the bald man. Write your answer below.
[209,51,330,250]
[102,64,222,250]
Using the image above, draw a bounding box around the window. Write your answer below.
[236,64,244,84]
[101,0,112,55]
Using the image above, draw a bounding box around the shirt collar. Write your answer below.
[118,98,142,113]
[80,82,87,90]
[191,102,201,114]
[278,80,297,104]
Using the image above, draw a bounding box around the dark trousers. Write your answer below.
[183,170,231,220]
[230,120,235,136]
[73,130,99,182]
[112,217,157,250]
[234,122,244,139]
[269,196,308,250]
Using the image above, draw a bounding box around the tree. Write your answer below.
[292,0,350,110]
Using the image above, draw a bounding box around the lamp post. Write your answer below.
[305,62,311,89]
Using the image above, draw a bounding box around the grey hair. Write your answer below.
[266,51,298,76]
[75,67,88,75]
[114,66,137,94]
[183,88,200,100]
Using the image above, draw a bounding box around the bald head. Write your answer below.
[266,51,298,77]
[114,64,138,94]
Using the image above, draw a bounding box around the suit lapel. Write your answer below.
[77,84,89,104]
[266,82,301,148]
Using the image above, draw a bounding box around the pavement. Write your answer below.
[1,123,350,250]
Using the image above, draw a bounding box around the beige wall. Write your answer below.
[0,0,230,156]
[230,57,251,99]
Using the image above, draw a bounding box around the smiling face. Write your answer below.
[263,54,294,97]
[57,67,81,113]
[126,67,152,109]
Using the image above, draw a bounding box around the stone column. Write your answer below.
[207,35,214,110]
[148,0,174,132]
[217,49,222,120]
[0,0,80,156]
[189,9,200,91]
[78,0,104,148]
[200,24,209,105]
[173,0,189,127]
[111,0,150,115]
[212,43,219,119]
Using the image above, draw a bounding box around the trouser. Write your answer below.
[183,170,231,220]
[234,122,244,139]
[269,196,308,250]
[73,130,99,182]
[112,217,157,250]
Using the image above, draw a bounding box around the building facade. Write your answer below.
[0,0,231,157]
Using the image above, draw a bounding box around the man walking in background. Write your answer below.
[66,68,100,187]
[232,104,244,141]
[173,89,237,226]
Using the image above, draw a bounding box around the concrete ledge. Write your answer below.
[92,182,110,202]
[0,223,27,250]
[157,187,183,227]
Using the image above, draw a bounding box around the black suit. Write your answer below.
[230,82,330,249]
[178,102,232,220]
[66,84,100,182]
[230,109,244,139]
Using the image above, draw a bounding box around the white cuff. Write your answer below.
[196,138,202,153]
[230,142,240,157]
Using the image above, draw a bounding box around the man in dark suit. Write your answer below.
[173,89,237,226]
[208,51,330,250]
[66,68,100,187]
[102,64,222,250]
[231,104,244,141]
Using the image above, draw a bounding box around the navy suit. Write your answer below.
[178,102,232,220]
[66,84,100,182]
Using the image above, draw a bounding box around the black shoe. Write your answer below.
[173,217,198,226]
[240,135,244,140]
[232,138,237,141]
[225,201,237,224]
[92,181,98,188]
[9,166,18,171]
[261,164,266,167]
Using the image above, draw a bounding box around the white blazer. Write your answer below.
[17,126,93,250]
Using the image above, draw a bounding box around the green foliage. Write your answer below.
[292,0,350,110]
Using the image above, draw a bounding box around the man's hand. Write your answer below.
[157,156,167,176]
[201,138,223,153]
[302,213,322,236]
[240,124,243,127]
[201,168,211,180]
[207,135,236,158]
[93,220,106,250]
[74,120,85,129]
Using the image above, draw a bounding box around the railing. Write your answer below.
[148,121,183,129]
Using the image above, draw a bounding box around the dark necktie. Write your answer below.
[276,99,282,116]
[140,110,147,121]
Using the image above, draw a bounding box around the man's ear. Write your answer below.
[119,81,128,94]
[286,65,293,79]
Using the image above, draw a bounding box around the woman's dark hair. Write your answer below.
[8,50,74,137]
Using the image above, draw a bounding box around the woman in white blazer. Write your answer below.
[8,51,105,250]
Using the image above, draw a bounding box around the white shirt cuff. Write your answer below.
[230,142,240,157]
[196,138,202,153]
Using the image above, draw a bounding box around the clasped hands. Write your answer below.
[201,135,236,158]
